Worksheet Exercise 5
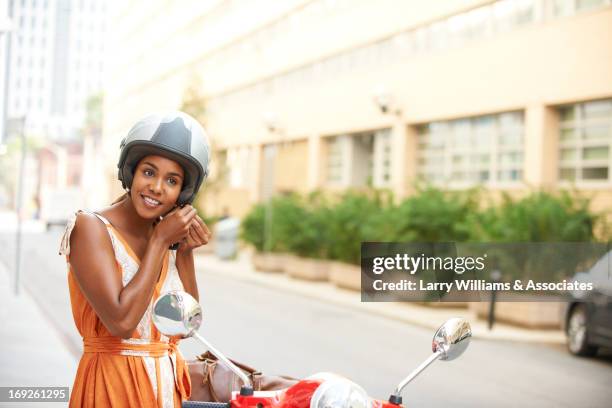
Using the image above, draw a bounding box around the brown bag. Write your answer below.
[187,351,299,402]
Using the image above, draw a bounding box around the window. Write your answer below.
[558,99,612,183]
[575,0,608,11]
[552,0,609,16]
[326,136,344,185]
[373,129,392,187]
[326,132,380,187]
[227,146,252,188]
[417,111,524,185]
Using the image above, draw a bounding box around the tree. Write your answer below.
[179,74,229,219]
[84,93,103,141]
[180,74,207,125]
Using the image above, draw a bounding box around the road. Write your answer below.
[0,228,611,407]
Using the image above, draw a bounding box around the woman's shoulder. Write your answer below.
[58,209,113,257]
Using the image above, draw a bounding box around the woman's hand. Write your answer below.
[153,205,197,247]
[178,215,211,253]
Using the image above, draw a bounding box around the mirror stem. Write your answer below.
[393,350,442,396]
[192,331,253,388]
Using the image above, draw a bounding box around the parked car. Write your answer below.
[563,250,612,356]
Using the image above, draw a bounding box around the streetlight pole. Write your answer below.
[10,116,26,296]
[1,4,17,294]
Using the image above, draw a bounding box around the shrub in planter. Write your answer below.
[327,190,394,265]
[241,202,288,272]
[241,194,311,254]
[274,193,333,280]
[386,186,480,242]
[242,193,332,275]
[241,203,267,252]
[323,190,393,289]
[465,190,601,283]
[467,190,597,242]
[365,186,481,302]
[272,193,330,259]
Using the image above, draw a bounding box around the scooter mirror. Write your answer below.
[152,290,202,338]
[432,317,471,361]
[389,318,472,403]
[152,290,254,392]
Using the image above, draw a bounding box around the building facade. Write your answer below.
[1,0,107,142]
[103,0,612,218]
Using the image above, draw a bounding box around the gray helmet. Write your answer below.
[118,111,210,205]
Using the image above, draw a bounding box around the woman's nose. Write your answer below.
[149,178,163,194]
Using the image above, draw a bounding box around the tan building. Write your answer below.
[103,0,612,218]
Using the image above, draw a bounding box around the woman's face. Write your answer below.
[130,154,185,219]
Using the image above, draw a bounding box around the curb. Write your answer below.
[195,253,566,346]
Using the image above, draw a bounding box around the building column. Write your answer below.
[404,124,419,197]
[307,133,322,191]
[390,116,413,200]
[524,104,558,188]
[249,143,262,202]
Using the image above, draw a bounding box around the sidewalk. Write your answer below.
[195,252,566,345]
[0,261,77,405]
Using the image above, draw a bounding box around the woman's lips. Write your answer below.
[141,194,162,209]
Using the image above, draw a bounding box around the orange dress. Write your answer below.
[59,211,191,408]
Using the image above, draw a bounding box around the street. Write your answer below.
[0,228,611,407]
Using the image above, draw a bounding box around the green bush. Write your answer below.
[240,192,331,257]
[468,191,597,242]
[240,203,267,252]
[327,190,394,265]
[465,191,600,282]
[269,193,313,256]
[279,192,331,259]
[385,186,480,242]
[240,187,603,269]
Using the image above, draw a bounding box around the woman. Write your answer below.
[59,112,212,408]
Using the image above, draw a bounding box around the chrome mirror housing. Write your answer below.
[432,317,472,361]
[152,290,202,338]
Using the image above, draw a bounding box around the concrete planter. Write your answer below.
[285,255,330,281]
[469,301,563,329]
[329,261,362,291]
[252,252,289,273]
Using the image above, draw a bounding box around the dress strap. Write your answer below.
[90,211,112,227]
[58,210,115,257]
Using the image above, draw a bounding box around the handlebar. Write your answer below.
[182,402,231,408]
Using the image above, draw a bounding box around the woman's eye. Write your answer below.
[167,178,177,186]
[144,169,154,176]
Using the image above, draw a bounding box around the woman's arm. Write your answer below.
[69,208,196,338]
[176,249,199,302]
[175,215,211,302]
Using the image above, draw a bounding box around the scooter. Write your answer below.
[152,291,472,408]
